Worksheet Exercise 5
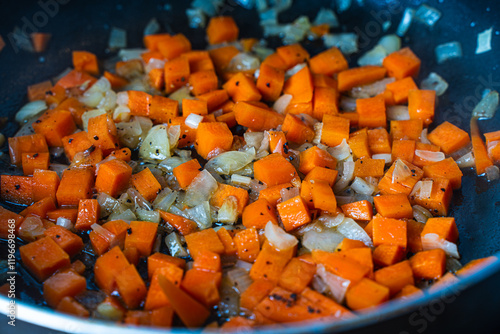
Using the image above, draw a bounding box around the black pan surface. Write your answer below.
[0,0,499,333]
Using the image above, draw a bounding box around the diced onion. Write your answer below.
[280,186,299,202]
[415,150,445,162]
[435,41,463,64]
[96,193,119,218]
[386,106,410,121]
[265,221,298,251]
[378,34,401,54]
[311,275,329,294]
[334,161,355,193]
[118,48,145,61]
[145,58,166,74]
[169,86,194,103]
[143,18,160,36]
[185,113,203,129]
[184,201,212,229]
[184,170,218,207]
[302,229,345,252]
[218,196,239,224]
[108,27,127,50]
[420,72,449,96]
[412,205,433,223]
[326,139,351,161]
[392,159,412,183]
[227,53,260,72]
[227,268,253,294]
[81,109,107,132]
[205,148,256,175]
[476,27,493,55]
[80,77,113,108]
[323,33,358,55]
[414,4,442,27]
[372,153,392,164]
[285,63,307,79]
[456,152,475,168]
[153,188,178,212]
[485,165,500,181]
[96,300,125,321]
[108,208,137,222]
[139,125,171,161]
[357,45,387,67]
[231,174,252,186]
[351,177,375,195]
[15,100,47,123]
[313,8,339,28]
[339,96,357,111]
[396,8,415,37]
[165,232,188,257]
[350,77,395,99]
[472,90,499,119]
[422,233,460,258]
[337,217,373,247]
[316,264,350,303]
[127,187,152,210]
[317,213,345,228]
[420,128,431,144]
[56,217,74,230]
[136,208,161,223]
[446,257,463,273]
[234,259,253,271]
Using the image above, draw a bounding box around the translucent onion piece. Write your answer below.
[91,223,119,249]
[412,205,433,223]
[18,216,45,242]
[244,132,264,149]
[127,187,152,210]
[145,58,166,74]
[184,170,218,207]
[227,53,260,72]
[422,233,460,258]
[357,45,387,67]
[234,260,253,272]
[205,148,256,175]
[334,161,355,193]
[316,264,350,303]
[108,208,137,222]
[378,34,401,54]
[420,72,449,96]
[117,91,129,106]
[351,177,375,195]
[327,139,351,160]
[136,208,160,223]
[372,153,392,164]
[165,232,189,257]
[485,165,500,181]
[185,113,203,129]
[446,257,463,273]
[167,125,181,150]
[396,8,415,37]
[144,18,160,36]
[476,27,493,55]
[415,150,445,162]
[227,268,253,294]
[169,86,194,104]
[265,221,298,251]
[15,100,47,123]
[311,275,329,294]
[337,217,374,247]
[323,33,358,55]
[302,229,345,252]
[231,174,252,186]
[218,196,239,224]
[435,41,463,64]
[56,217,73,230]
[280,186,300,202]
[153,188,178,212]
[414,4,442,27]
[386,105,410,121]
[184,201,212,229]
[317,213,345,228]
[217,276,240,319]
[96,192,119,218]
[270,94,293,116]
[456,151,475,168]
[81,109,106,132]
[285,63,307,79]
[350,77,395,99]
[313,7,339,28]
[117,48,145,61]
[339,96,357,111]
[96,300,125,321]
[109,27,127,50]
[79,77,112,108]
[139,125,170,161]
[392,159,412,183]
[420,128,431,144]
[472,90,499,119]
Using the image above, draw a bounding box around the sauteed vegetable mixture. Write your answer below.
[0,9,499,330]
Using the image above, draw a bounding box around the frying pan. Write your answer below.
[1,0,499,333]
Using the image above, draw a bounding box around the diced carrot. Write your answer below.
[56,168,94,207]
[299,146,336,174]
[309,23,330,37]
[470,117,494,175]
[301,287,352,318]
[75,199,100,230]
[423,158,463,190]
[1,175,34,205]
[348,129,370,160]
[234,101,284,131]
[277,195,311,232]
[46,208,78,224]
[21,152,49,176]
[256,63,285,101]
[309,47,348,75]
[240,279,276,310]
[104,71,129,89]
[130,168,161,202]
[254,153,298,187]
[390,119,423,141]
[0,207,23,238]
[93,246,130,293]
[150,306,174,328]
[189,69,218,96]
[373,194,413,219]
[195,121,233,159]
[336,238,368,251]
[378,159,424,195]
[182,269,222,307]
[181,50,214,73]
[233,227,261,263]
[164,56,190,94]
[357,95,386,128]
[276,44,310,69]
[33,109,76,147]
[249,239,295,282]
[372,215,407,250]
[182,98,208,117]
[394,284,424,300]
[124,221,159,257]
[374,260,414,296]
[383,47,421,80]
[408,89,435,126]
[116,263,147,309]
[223,72,262,102]
[209,45,240,73]
[95,158,132,197]
[157,33,191,60]
[337,66,387,91]
[43,269,86,307]
[345,278,390,310]
[28,80,53,101]
[144,33,171,51]
[148,67,164,90]
[242,198,278,229]
[385,77,418,104]
[216,227,237,255]
[421,217,459,243]
[8,134,48,167]
[159,211,197,236]
[278,257,316,293]
[43,225,83,257]
[62,131,93,161]
[206,16,239,44]
[55,97,89,128]
[410,177,452,216]
[310,180,337,213]
[283,66,314,104]
[313,87,339,120]
[19,236,71,281]
[147,252,185,279]
[185,228,225,260]
[56,296,89,317]
[407,219,424,253]
[341,200,373,221]
[367,128,392,154]
[282,113,315,145]
[144,263,184,310]
[354,157,386,178]
[372,244,405,267]
[391,139,415,163]
[484,130,500,164]
[109,148,132,162]
[409,248,446,280]
[73,51,99,76]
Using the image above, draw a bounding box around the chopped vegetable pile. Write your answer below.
[1,6,500,331]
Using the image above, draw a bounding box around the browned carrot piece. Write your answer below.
[310,180,337,213]
[109,148,132,162]
[182,269,222,307]
[410,248,446,280]
[104,71,129,89]
[21,151,49,175]
[19,236,71,281]
[8,134,49,167]
[1,175,34,205]
[278,257,316,293]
